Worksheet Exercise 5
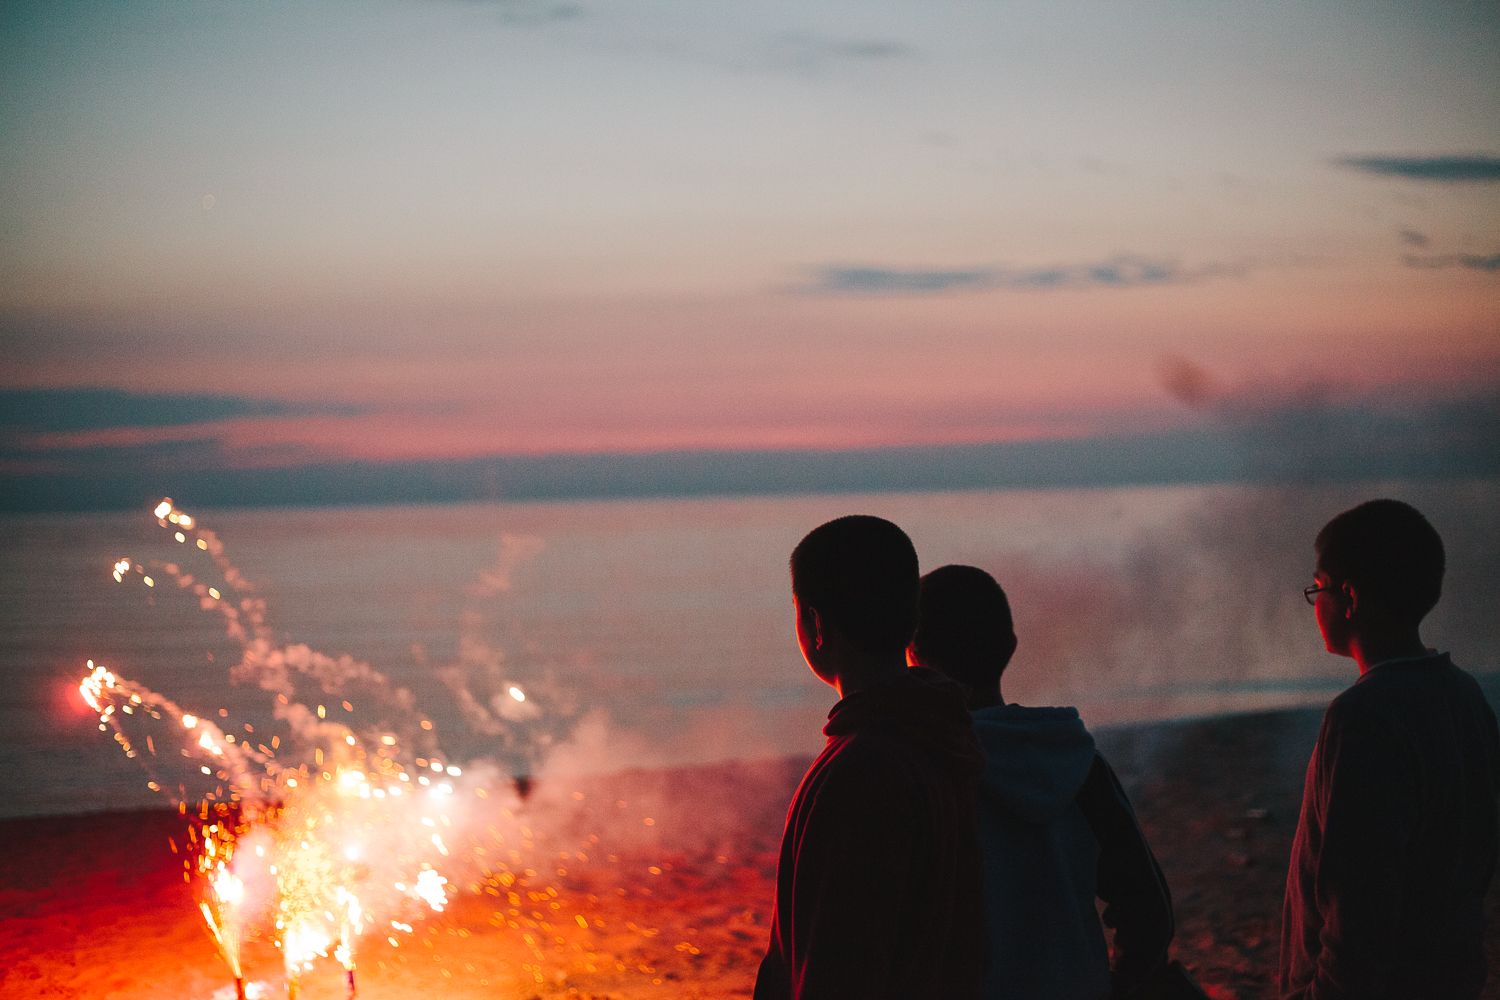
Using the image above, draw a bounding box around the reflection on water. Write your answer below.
[1,480,1496,817]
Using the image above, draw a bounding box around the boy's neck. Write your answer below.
[833,654,908,698]
[968,682,1004,712]
[1349,626,1429,675]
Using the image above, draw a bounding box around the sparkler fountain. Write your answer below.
[79,658,273,994]
[334,887,363,998]
[86,499,483,991]
[198,825,248,999]
[76,497,653,996]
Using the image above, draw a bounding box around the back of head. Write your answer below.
[1315,499,1445,625]
[911,564,1015,689]
[790,515,919,655]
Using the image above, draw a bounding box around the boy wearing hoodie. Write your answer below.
[754,516,987,1000]
[909,564,1174,1000]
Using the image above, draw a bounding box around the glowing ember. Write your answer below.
[282,925,331,998]
[79,662,113,712]
[413,869,448,911]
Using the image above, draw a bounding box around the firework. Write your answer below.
[200,862,246,998]
[82,498,583,992]
[334,887,363,998]
[280,923,330,999]
[272,815,333,997]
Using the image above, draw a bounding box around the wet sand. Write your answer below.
[5,707,1500,1000]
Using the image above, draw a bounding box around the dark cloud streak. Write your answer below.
[758,32,913,76]
[1403,253,1500,272]
[451,0,584,27]
[805,256,1245,295]
[0,388,364,434]
[1335,155,1500,182]
[814,267,994,294]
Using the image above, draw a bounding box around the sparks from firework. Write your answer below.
[85,498,672,992]
[334,886,363,998]
[78,660,263,806]
[104,498,446,812]
[75,668,446,995]
[198,825,248,998]
[80,662,279,990]
[280,923,329,1000]
[125,497,559,800]
[86,646,679,991]
[85,504,459,992]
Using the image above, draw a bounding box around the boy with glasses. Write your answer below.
[1282,499,1500,998]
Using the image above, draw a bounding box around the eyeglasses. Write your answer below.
[1303,583,1330,605]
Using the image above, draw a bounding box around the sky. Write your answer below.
[1,0,1498,502]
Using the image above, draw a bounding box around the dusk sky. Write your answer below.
[2,0,1498,490]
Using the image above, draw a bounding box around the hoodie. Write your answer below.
[755,667,987,1000]
[972,703,1173,1000]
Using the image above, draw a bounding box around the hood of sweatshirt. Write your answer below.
[824,667,985,780]
[970,703,1096,824]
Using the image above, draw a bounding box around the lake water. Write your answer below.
[2,479,1496,818]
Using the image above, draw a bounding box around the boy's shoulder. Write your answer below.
[796,729,946,821]
[1327,653,1486,731]
[818,727,930,784]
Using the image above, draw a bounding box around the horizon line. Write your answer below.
[4,409,1497,513]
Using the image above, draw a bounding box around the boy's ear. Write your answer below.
[1342,581,1358,619]
[796,599,824,650]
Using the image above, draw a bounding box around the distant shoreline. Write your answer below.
[5,408,1498,513]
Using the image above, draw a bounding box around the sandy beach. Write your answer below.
[5,705,1500,1000]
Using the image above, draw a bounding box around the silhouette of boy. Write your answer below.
[1281,500,1500,999]
[908,564,1174,1000]
[754,516,986,1000]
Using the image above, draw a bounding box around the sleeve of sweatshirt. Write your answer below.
[1291,708,1419,1000]
[1076,752,1174,994]
[787,748,918,1000]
